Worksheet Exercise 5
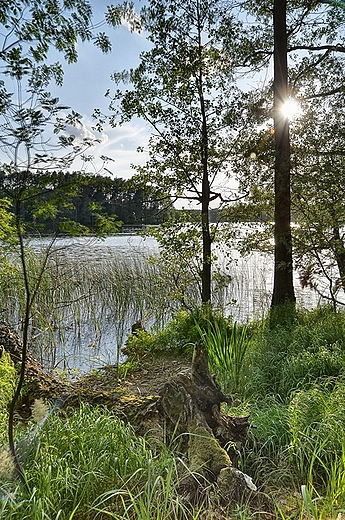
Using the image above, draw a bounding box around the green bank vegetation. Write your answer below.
[2,304,345,518]
[1,0,345,518]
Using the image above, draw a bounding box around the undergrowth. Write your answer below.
[2,304,345,518]
[0,405,200,520]
[129,303,345,517]
[240,304,345,517]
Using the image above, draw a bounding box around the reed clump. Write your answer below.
[0,246,182,370]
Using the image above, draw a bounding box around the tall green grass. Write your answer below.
[0,404,203,520]
[234,305,345,516]
[243,305,345,402]
[195,318,249,393]
[0,247,182,369]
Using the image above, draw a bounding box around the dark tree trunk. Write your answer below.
[332,226,345,291]
[271,0,296,307]
[201,182,212,305]
[196,0,212,306]
[200,79,212,305]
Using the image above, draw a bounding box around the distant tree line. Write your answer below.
[1,171,172,235]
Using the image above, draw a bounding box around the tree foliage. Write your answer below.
[227,0,345,307]
[291,70,345,306]
[0,0,133,488]
[0,0,133,67]
[105,0,247,304]
[6,172,171,232]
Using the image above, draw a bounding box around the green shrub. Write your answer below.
[152,307,220,354]
[123,307,228,360]
[0,350,16,406]
[122,329,160,360]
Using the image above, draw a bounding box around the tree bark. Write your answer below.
[196,0,212,305]
[271,0,296,307]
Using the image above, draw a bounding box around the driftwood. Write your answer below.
[1,322,270,512]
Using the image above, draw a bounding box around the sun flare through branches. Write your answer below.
[281,99,301,120]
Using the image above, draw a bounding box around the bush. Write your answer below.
[123,307,229,360]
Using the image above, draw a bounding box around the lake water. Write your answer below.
[29,234,159,260]
[27,234,159,375]
[24,233,322,376]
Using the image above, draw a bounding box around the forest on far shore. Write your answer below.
[12,171,222,234]
[14,172,172,233]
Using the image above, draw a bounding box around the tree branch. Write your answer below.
[288,44,345,53]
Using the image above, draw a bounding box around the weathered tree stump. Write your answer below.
[1,322,269,512]
[156,342,257,507]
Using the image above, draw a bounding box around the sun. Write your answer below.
[281,99,301,120]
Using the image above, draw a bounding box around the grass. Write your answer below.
[3,242,345,518]
[0,405,205,520]
[236,305,345,518]
[242,305,345,402]
[194,316,249,393]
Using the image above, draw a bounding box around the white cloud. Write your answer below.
[69,117,151,178]
[64,121,96,144]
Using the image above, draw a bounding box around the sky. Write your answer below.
[50,0,151,179]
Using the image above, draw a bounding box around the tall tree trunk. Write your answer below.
[271,0,296,307]
[197,0,212,305]
[332,226,345,291]
[200,91,212,304]
[201,173,211,304]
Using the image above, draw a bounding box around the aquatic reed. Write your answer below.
[195,318,249,393]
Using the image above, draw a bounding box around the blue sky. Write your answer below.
[51,0,151,178]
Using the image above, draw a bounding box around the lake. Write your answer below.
[21,233,322,376]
